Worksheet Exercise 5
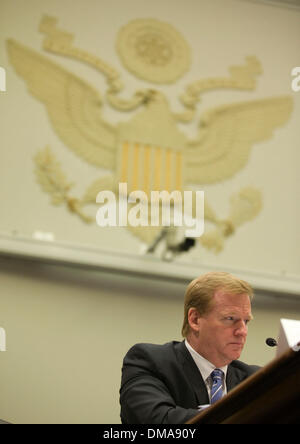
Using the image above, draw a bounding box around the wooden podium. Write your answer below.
[187,345,300,424]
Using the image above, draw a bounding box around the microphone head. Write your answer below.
[266,338,278,347]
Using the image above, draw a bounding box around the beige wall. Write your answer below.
[0,256,300,424]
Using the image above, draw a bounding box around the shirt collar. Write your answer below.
[185,339,228,383]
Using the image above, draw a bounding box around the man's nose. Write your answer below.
[235,320,248,336]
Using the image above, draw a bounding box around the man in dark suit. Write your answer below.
[120,272,260,424]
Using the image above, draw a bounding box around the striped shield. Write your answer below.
[117,141,184,199]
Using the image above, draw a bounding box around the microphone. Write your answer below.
[266,338,278,347]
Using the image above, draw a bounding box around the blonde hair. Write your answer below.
[181,271,253,337]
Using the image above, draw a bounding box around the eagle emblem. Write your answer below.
[6,16,293,253]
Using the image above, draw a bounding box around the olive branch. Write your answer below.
[34,146,93,223]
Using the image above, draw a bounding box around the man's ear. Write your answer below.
[187,307,202,333]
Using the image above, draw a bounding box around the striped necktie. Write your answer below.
[210,369,224,404]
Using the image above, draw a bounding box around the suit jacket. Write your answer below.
[120,341,260,424]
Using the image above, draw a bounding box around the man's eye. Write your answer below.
[225,316,234,321]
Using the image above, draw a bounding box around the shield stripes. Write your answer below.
[117,141,184,198]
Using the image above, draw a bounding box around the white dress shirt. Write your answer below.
[185,339,228,405]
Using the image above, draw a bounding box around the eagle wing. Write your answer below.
[7,39,116,170]
[185,96,293,184]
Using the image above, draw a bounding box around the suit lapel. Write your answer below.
[227,362,250,393]
[226,365,236,392]
[226,363,245,392]
[176,341,210,406]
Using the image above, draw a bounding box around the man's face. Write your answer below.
[194,289,252,367]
